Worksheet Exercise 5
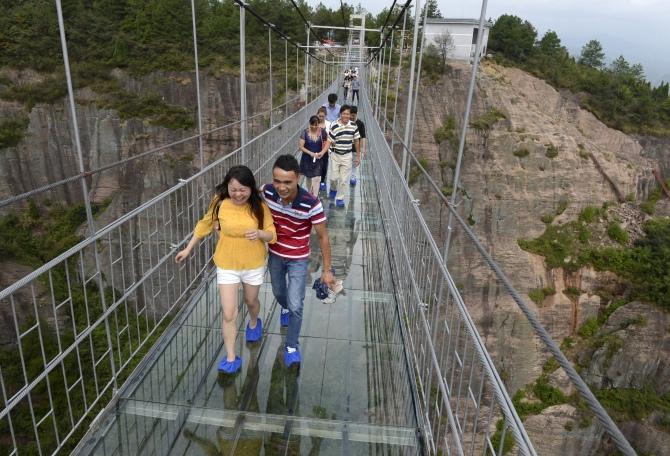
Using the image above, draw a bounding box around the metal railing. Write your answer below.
[361,93,536,455]
[0,83,336,455]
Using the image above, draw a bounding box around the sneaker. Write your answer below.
[335,199,345,208]
[284,347,301,366]
[245,318,262,343]
[280,307,290,327]
[319,182,326,191]
[218,356,241,374]
[350,177,357,186]
[328,189,337,200]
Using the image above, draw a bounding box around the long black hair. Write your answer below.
[210,165,264,229]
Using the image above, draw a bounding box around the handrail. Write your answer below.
[377,112,637,456]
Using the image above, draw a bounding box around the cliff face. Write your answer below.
[404,61,670,454]
[0,69,276,220]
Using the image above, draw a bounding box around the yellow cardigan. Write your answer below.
[193,198,276,270]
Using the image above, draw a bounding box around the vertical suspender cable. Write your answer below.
[382,30,395,133]
[391,10,408,152]
[401,0,422,178]
[285,39,289,120]
[54,0,118,389]
[239,4,247,162]
[375,42,384,119]
[304,26,310,101]
[190,0,204,170]
[408,0,431,154]
[443,0,491,260]
[268,26,273,126]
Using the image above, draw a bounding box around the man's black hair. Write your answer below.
[339,104,351,114]
[328,93,338,103]
[273,154,300,175]
[350,105,358,114]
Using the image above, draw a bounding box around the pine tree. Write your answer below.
[579,39,605,68]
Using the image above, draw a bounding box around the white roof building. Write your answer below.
[424,18,492,61]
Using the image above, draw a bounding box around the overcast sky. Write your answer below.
[315,0,670,84]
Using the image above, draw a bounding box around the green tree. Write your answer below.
[579,39,605,68]
[538,30,564,57]
[489,14,537,62]
[422,0,441,19]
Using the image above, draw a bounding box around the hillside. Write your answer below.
[404,60,670,455]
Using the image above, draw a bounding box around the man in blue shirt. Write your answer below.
[351,76,361,104]
[322,93,340,123]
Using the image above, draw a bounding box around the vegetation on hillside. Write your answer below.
[488,14,670,136]
[519,206,670,311]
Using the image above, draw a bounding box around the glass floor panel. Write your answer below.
[78,162,421,455]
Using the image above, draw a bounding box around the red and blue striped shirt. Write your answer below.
[262,184,326,259]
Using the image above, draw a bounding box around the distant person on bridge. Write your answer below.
[328,105,361,208]
[262,155,335,367]
[175,166,276,375]
[351,75,360,104]
[317,106,332,192]
[343,76,351,102]
[349,105,366,187]
[298,115,330,196]
[322,93,340,123]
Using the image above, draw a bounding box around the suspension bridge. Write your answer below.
[0,1,638,455]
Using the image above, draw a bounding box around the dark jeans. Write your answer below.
[352,89,359,103]
[268,253,309,348]
[320,151,329,182]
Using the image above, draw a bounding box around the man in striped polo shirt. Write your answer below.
[328,105,361,208]
[263,155,334,366]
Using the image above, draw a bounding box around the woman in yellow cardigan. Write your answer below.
[175,165,276,374]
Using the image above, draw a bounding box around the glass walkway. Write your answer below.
[75,162,422,455]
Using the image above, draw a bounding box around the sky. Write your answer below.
[316,0,670,84]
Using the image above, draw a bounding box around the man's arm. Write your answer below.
[353,138,361,166]
[313,222,334,287]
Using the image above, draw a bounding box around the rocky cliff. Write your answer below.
[404,60,670,454]
[0,69,278,220]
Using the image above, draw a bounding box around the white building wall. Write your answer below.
[424,22,490,61]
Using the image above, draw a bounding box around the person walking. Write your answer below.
[351,75,360,104]
[176,166,276,374]
[342,76,351,102]
[317,106,332,192]
[298,115,330,196]
[349,105,366,187]
[262,155,334,366]
[322,93,340,123]
[328,105,360,208]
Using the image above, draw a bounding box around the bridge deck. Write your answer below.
[82,163,421,455]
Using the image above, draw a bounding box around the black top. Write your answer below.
[355,119,366,139]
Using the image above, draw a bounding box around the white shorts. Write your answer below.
[216,266,265,286]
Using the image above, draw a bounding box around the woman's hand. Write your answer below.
[175,247,191,263]
[245,229,260,241]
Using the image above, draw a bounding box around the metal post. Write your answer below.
[401,0,422,178]
[190,0,204,170]
[304,26,310,101]
[239,4,247,161]
[383,29,394,132]
[54,0,118,389]
[375,43,384,119]
[268,26,273,126]
[391,11,408,152]
[408,0,431,154]
[284,40,288,119]
[443,0,487,260]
